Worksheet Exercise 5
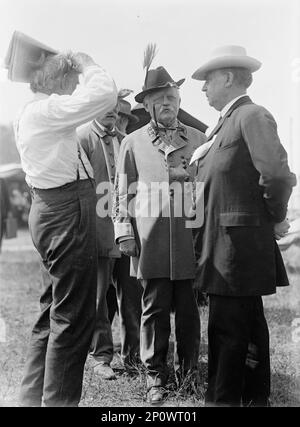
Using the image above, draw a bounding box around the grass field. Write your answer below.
[0,229,299,407]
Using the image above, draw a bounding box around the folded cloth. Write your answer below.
[4,30,58,82]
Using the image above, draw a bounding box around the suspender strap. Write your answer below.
[77,142,94,187]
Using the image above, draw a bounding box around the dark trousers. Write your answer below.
[206,295,270,407]
[114,255,143,365]
[106,284,118,323]
[90,255,143,365]
[19,180,97,407]
[140,278,200,388]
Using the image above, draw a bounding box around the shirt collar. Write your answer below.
[220,94,248,118]
[94,120,117,137]
[94,120,115,133]
[33,92,50,101]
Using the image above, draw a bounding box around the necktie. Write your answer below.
[153,124,185,134]
[103,129,117,137]
[207,115,224,141]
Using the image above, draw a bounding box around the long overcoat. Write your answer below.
[113,122,206,280]
[193,96,296,296]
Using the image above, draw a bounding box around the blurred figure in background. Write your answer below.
[0,177,11,252]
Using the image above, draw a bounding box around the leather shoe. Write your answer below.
[93,362,116,380]
[147,387,166,405]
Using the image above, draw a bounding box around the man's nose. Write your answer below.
[202,82,207,92]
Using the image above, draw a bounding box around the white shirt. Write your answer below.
[15,65,117,189]
[220,94,247,118]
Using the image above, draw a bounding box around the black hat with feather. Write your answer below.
[135,43,185,103]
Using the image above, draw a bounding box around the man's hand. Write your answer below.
[72,52,97,73]
[274,218,290,240]
[119,239,139,257]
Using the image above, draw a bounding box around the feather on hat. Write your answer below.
[135,43,185,103]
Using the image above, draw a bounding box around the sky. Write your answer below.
[0,0,300,183]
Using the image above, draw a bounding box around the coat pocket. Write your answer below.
[219,212,261,226]
[216,138,240,151]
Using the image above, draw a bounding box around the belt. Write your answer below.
[30,178,94,193]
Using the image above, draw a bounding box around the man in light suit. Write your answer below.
[191,45,297,406]
[113,64,206,404]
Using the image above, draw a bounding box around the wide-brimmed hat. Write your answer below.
[135,66,185,103]
[4,31,58,82]
[192,45,261,81]
[118,99,139,126]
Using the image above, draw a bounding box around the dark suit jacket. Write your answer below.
[194,96,297,296]
[78,121,120,258]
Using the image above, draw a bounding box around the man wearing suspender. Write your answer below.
[15,50,117,407]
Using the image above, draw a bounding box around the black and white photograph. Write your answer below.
[0,0,299,410]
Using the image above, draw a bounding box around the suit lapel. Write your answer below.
[207,96,252,141]
[92,120,106,138]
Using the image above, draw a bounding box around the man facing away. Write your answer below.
[78,95,143,380]
[113,63,207,404]
[16,50,117,406]
[191,45,297,406]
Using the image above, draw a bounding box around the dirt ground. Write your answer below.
[0,229,299,407]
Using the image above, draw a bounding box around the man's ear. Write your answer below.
[44,76,55,91]
[61,74,68,90]
[224,71,234,88]
[143,98,150,113]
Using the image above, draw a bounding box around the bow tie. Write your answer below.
[152,124,185,134]
[103,129,117,138]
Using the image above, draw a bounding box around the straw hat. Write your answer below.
[192,45,261,81]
